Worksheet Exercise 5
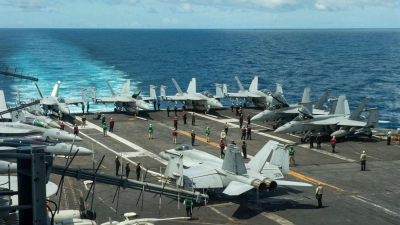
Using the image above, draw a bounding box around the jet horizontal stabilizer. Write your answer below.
[222,181,254,196]
[276,180,313,187]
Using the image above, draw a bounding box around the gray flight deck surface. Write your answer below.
[49,108,400,225]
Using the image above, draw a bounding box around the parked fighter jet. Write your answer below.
[223,76,287,108]
[0,121,82,142]
[160,78,223,113]
[0,91,11,120]
[0,136,92,156]
[92,80,156,113]
[251,88,332,122]
[159,141,311,196]
[19,81,86,116]
[274,96,379,139]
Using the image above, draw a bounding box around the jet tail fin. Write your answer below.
[215,84,224,98]
[276,83,283,94]
[11,109,26,122]
[234,76,245,92]
[91,87,97,102]
[333,95,347,115]
[160,85,167,100]
[172,78,183,94]
[51,81,61,97]
[105,80,116,96]
[314,89,332,110]
[121,80,130,95]
[186,78,196,94]
[349,97,370,120]
[269,143,290,175]
[247,141,278,173]
[222,144,247,175]
[149,85,157,100]
[364,108,379,128]
[34,82,44,98]
[81,88,87,101]
[301,87,311,103]
[222,84,228,95]
[249,76,258,92]
[164,155,184,187]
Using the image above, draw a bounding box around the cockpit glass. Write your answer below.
[261,89,271,95]
[57,98,65,103]
[175,144,193,150]
[200,91,213,98]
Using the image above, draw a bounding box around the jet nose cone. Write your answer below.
[48,121,61,128]
[214,102,223,108]
[159,151,170,160]
[137,101,150,110]
[76,147,93,156]
[251,112,264,121]
[60,107,70,115]
[74,135,83,142]
[274,125,290,134]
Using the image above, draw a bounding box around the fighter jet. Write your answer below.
[0,136,92,156]
[0,91,11,121]
[0,121,82,142]
[274,96,379,139]
[20,81,86,116]
[224,76,287,108]
[251,88,332,122]
[159,141,311,196]
[160,78,223,113]
[92,80,156,113]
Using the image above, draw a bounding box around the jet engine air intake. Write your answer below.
[263,179,278,191]
[251,179,267,191]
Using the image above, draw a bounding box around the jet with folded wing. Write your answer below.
[274,95,379,139]
[160,78,223,113]
[251,88,332,122]
[224,76,287,108]
[24,81,86,116]
[159,141,311,196]
[92,80,156,113]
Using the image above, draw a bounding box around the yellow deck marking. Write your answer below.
[289,170,345,192]
[177,130,220,147]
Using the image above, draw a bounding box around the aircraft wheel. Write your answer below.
[300,138,304,143]
[114,108,117,112]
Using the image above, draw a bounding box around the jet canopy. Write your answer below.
[175,144,193,151]
[57,98,65,103]
[200,91,214,98]
[260,89,272,95]
[132,88,142,99]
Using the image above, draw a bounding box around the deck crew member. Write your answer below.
[125,162,130,178]
[387,130,392,145]
[148,124,154,139]
[60,122,65,130]
[191,130,196,146]
[219,139,225,158]
[316,133,322,149]
[309,132,314,148]
[330,136,337,153]
[136,162,141,181]
[289,146,295,166]
[167,106,170,117]
[316,183,323,208]
[182,111,187,124]
[246,125,252,140]
[183,198,193,218]
[115,156,121,176]
[174,105,178,116]
[173,116,178,130]
[205,127,210,142]
[360,151,367,171]
[242,141,247,159]
[73,124,79,136]
[172,128,178,144]
[109,118,115,132]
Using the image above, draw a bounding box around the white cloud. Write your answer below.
[162,17,178,24]
[313,0,396,11]
[180,3,192,12]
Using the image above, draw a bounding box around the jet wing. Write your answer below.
[64,98,84,105]
[336,120,367,127]
[226,92,259,98]
[141,96,156,101]
[163,95,192,101]
[222,181,253,196]
[303,117,341,125]
[0,127,43,134]
[183,165,224,189]
[275,107,299,114]
[40,97,58,105]
[276,180,313,187]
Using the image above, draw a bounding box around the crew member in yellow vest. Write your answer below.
[316,183,323,208]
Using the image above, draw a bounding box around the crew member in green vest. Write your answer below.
[183,198,193,218]
[205,127,210,142]
[289,146,296,166]
[148,124,154,139]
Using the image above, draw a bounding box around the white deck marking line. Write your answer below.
[297,144,356,162]
[194,113,295,144]
[109,207,116,212]
[74,117,168,165]
[209,202,237,207]
[209,207,234,221]
[351,196,400,217]
[244,202,294,225]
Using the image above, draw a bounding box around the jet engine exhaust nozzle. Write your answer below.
[263,179,278,191]
[251,179,267,191]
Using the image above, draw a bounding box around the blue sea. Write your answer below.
[0,29,399,129]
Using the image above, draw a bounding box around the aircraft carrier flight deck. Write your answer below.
[49,107,400,225]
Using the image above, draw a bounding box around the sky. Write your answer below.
[0,0,399,29]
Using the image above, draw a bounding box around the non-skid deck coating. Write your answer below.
[49,108,400,225]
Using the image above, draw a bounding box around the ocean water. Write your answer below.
[0,29,399,128]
